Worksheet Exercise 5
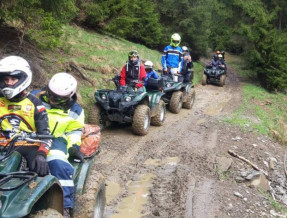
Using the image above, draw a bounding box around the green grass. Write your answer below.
[225,55,287,142]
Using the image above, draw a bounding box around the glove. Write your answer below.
[163,69,168,74]
[68,144,85,162]
[31,154,49,176]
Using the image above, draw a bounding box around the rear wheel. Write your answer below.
[202,74,207,86]
[73,173,106,218]
[151,100,166,126]
[219,74,226,87]
[132,105,150,136]
[169,91,183,114]
[183,89,195,109]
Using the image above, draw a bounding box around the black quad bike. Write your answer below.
[0,132,105,218]
[160,72,195,114]
[89,75,166,136]
[202,65,226,87]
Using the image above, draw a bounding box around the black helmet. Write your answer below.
[213,54,218,61]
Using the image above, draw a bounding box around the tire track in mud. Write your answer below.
[89,65,241,218]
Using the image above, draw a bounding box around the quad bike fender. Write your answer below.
[174,82,183,91]
[147,91,165,113]
[0,152,22,173]
[0,175,63,217]
[71,156,96,195]
[133,91,148,102]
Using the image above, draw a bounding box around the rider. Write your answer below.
[32,72,85,217]
[181,46,193,82]
[161,33,183,82]
[144,60,159,86]
[120,50,147,90]
[0,56,50,176]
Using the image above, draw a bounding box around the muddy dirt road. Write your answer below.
[91,67,284,218]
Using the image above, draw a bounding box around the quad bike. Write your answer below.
[89,75,166,136]
[0,130,105,218]
[202,65,226,87]
[160,71,195,114]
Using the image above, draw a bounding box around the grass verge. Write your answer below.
[224,54,287,144]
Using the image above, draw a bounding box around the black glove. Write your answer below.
[31,154,49,176]
[68,144,85,162]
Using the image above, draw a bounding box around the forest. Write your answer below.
[1,0,287,91]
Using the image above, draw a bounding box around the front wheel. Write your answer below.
[132,105,150,136]
[202,74,207,86]
[169,91,183,114]
[219,74,226,87]
[73,173,106,218]
[151,100,166,126]
[88,103,105,129]
[183,89,195,109]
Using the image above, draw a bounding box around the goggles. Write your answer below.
[128,51,138,57]
[172,40,180,44]
[47,89,70,104]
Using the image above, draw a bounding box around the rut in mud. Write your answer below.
[89,67,283,218]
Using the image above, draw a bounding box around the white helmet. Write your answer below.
[182,46,188,52]
[171,33,181,47]
[144,60,153,69]
[48,72,77,105]
[0,56,32,99]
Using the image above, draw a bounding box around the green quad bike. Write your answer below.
[89,75,166,136]
[160,71,195,114]
[0,132,105,218]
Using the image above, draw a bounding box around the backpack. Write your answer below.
[80,124,101,157]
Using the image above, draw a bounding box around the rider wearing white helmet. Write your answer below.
[144,60,159,86]
[161,33,183,82]
[181,46,193,82]
[0,56,51,176]
[32,72,85,215]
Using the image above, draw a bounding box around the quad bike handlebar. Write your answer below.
[0,132,54,162]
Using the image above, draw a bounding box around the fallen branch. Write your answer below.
[228,150,268,177]
[69,62,94,86]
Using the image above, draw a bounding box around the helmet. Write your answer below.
[218,54,223,58]
[128,50,139,58]
[182,46,188,52]
[144,60,153,69]
[216,51,221,54]
[128,50,139,65]
[170,33,181,47]
[0,56,32,99]
[47,72,77,107]
[213,54,218,60]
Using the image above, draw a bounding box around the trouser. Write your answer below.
[168,67,180,82]
[47,151,75,208]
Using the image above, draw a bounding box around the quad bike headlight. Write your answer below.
[166,83,171,88]
[125,96,132,102]
[101,94,107,100]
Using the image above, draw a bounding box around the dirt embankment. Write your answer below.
[89,66,287,218]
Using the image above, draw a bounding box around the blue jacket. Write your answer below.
[161,45,183,72]
[144,70,159,86]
